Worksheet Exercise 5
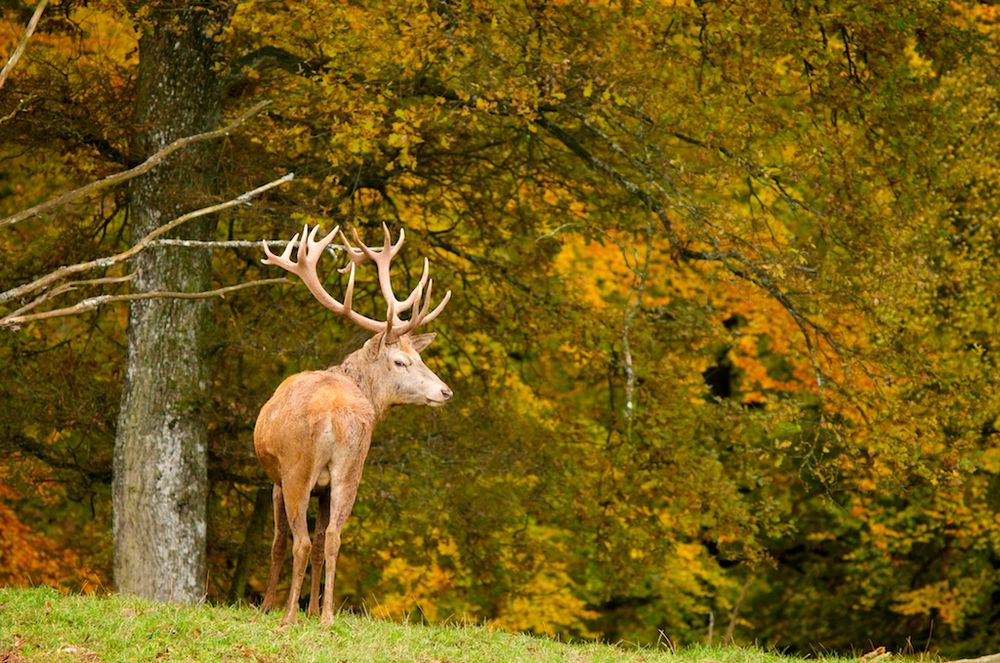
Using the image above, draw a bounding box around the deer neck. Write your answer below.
[336,349,392,421]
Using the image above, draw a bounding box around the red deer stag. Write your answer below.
[255,223,452,625]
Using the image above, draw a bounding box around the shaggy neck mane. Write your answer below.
[336,348,391,420]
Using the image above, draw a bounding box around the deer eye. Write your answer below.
[394,359,407,368]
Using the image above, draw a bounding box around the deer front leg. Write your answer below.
[260,484,288,612]
[320,472,363,626]
[307,490,330,617]
[281,485,312,626]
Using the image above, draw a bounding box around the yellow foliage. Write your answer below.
[491,563,598,637]
[979,447,1000,473]
[894,580,967,626]
[373,537,462,623]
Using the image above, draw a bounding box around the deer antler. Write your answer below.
[338,223,451,342]
[261,225,384,335]
[262,223,451,341]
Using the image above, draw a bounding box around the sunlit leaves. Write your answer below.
[2,0,999,655]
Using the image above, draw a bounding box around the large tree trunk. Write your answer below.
[113,1,233,602]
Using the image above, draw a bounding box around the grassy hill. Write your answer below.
[0,586,865,662]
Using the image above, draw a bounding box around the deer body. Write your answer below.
[254,224,451,626]
[254,369,374,625]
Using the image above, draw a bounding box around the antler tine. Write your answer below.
[349,226,379,262]
[402,278,426,325]
[380,222,393,255]
[261,230,300,267]
[388,252,451,338]
[389,224,405,258]
[295,224,313,262]
[301,224,332,266]
[418,287,452,327]
[261,224,385,335]
[384,298,396,343]
[407,276,434,330]
[349,226,391,310]
[357,222,405,259]
[391,276,452,338]
[346,223,426,318]
[336,228,366,274]
[342,262,357,313]
[395,257,430,313]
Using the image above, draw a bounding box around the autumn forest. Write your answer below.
[1,0,998,657]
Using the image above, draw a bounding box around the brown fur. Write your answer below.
[254,332,450,625]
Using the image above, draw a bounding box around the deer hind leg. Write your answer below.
[319,471,363,625]
[260,484,288,612]
[306,490,330,617]
[280,483,312,626]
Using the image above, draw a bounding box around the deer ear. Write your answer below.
[409,332,436,353]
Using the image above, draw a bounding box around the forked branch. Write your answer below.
[0,172,293,308]
[1,279,286,328]
[0,100,272,230]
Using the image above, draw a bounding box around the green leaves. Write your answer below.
[2,0,999,655]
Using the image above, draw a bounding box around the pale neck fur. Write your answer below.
[335,348,392,421]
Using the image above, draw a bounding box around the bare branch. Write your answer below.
[0,96,33,126]
[0,0,48,91]
[0,172,294,307]
[5,274,135,320]
[615,223,653,439]
[1,279,288,329]
[0,100,272,230]
[535,115,680,237]
[149,239,347,257]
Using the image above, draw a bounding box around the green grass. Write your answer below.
[0,586,859,662]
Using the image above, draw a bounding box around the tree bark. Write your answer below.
[113,0,234,602]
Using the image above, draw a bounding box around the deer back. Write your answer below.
[254,370,376,487]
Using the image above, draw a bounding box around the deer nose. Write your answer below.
[441,387,453,401]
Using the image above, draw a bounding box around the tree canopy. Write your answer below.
[1,0,998,656]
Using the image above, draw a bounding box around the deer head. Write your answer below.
[357,331,453,407]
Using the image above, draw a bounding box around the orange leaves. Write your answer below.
[717,285,813,404]
[0,7,138,79]
[0,475,102,592]
[550,227,829,409]
[551,235,633,311]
